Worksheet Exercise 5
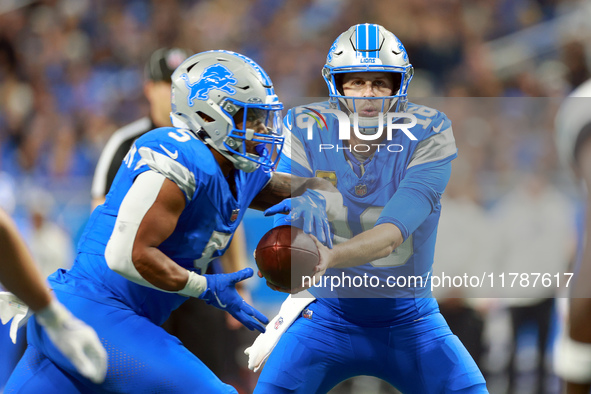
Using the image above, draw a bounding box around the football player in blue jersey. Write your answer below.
[251,24,488,393]
[5,50,340,394]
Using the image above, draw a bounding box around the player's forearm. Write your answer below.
[105,171,190,293]
[329,223,403,268]
[131,247,190,291]
[0,210,52,311]
[251,172,339,210]
[570,196,591,300]
[565,382,591,394]
[292,175,338,196]
[570,298,591,343]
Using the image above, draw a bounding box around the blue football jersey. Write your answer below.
[278,101,457,324]
[49,127,271,325]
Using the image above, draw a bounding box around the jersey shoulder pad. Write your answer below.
[406,102,452,141]
[130,127,216,200]
[406,103,456,168]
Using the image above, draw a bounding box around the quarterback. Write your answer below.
[252,24,488,393]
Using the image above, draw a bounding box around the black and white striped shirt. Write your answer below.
[91,117,155,199]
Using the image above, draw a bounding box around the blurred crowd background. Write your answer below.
[1,0,591,393]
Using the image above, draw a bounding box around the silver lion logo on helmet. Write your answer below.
[326,39,339,63]
[394,37,408,62]
[171,51,284,173]
[181,64,238,107]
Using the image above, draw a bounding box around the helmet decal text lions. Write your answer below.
[322,24,414,135]
[181,64,238,106]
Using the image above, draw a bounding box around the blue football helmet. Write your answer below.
[171,50,284,172]
[322,24,414,134]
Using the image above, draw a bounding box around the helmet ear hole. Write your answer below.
[197,111,214,123]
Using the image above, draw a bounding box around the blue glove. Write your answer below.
[264,189,333,248]
[200,268,269,333]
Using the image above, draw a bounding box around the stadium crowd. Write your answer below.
[0,0,589,187]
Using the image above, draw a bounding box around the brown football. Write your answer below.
[255,225,319,290]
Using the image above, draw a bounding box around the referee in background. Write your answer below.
[91,47,188,207]
[91,47,256,392]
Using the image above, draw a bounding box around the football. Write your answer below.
[255,225,320,290]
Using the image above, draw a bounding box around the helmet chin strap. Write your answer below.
[221,137,261,173]
[231,155,259,173]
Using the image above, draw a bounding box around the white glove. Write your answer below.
[36,299,108,384]
[244,291,315,372]
[554,330,591,384]
[0,291,33,344]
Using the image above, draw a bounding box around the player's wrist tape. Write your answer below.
[554,333,591,383]
[178,271,207,298]
[315,190,343,221]
[36,299,71,329]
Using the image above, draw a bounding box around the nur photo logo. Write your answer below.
[294,106,419,152]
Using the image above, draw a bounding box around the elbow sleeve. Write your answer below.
[105,171,166,289]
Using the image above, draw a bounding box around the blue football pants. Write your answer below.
[4,290,237,394]
[255,300,488,393]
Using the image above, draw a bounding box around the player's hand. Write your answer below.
[200,268,269,333]
[35,299,107,384]
[264,280,311,294]
[255,235,328,294]
[264,189,333,248]
[225,286,253,330]
[258,267,322,295]
[309,234,330,276]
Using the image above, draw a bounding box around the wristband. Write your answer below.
[36,299,70,329]
[178,271,207,298]
[555,333,591,383]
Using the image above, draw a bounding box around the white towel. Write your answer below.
[244,290,315,372]
[0,292,33,344]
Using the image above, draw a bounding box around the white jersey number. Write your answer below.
[193,231,232,274]
[408,106,438,130]
[168,129,194,143]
